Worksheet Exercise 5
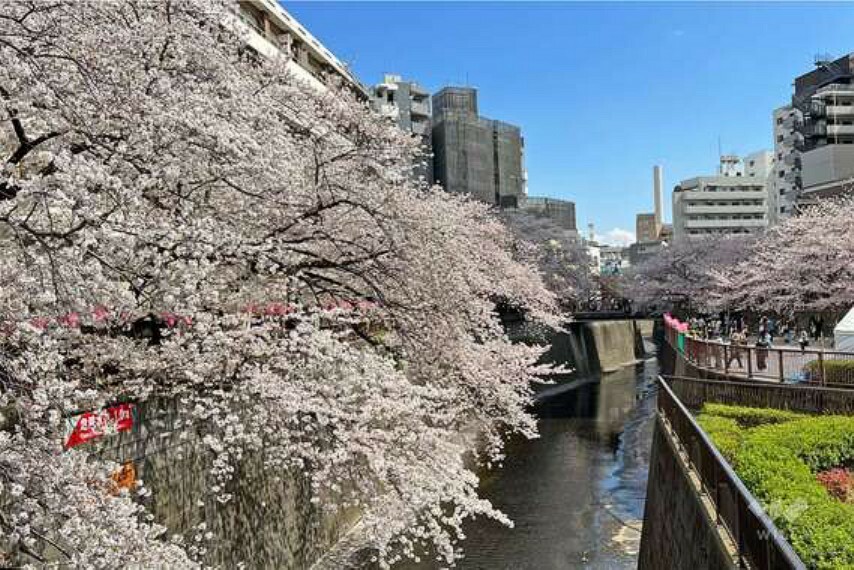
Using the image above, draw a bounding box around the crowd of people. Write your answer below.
[682,313,829,373]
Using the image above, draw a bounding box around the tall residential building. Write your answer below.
[233,0,368,99]
[771,105,803,222]
[431,87,525,207]
[773,53,854,213]
[792,54,854,203]
[672,153,772,243]
[519,196,577,232]
[371,74,432,182]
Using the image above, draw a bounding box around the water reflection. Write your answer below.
[396,340,659,570]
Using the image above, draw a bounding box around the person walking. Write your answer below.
[799,330,810,352]
[756,330,771,371]
[728,328,745,369]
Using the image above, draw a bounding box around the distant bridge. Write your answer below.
[571,310,654,321]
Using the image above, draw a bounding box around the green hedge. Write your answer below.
[698,404,854,569]
[697,414,743,460]
[700,403,808,428]
[806,360,854,385]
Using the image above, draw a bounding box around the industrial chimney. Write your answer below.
[653,165,663,230]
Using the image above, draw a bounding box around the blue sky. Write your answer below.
[286,1,854,244]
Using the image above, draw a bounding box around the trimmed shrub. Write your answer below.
[806,359,854,385]
[698,405,854,569]
[697,414,743,461]
[700,402,809,428]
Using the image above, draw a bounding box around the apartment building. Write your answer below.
[371,74,433,182]
[673,153,772,243]
[233,0,368,99]
[794,55,854,201]
[771,105,804,222]
[769,54,854,210]
[431,87,526,207]
[372,74,431,138]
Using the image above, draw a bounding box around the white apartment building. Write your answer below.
[673,152,773,243]
[232,0,368,98]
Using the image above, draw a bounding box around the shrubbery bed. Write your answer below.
[805,359,854,385]
[698,403,854,569]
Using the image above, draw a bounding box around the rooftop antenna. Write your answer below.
[717,135,722,159]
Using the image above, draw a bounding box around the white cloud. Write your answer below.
[601,227,636,247]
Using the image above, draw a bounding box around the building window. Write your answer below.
[778,170,785,178]
[777,135,784,142]
[776,117,783,125]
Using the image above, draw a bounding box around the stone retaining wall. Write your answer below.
[638,416,737,570]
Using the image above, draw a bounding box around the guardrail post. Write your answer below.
[724,345,729,376]
[778,350,785,383]
[818,351,826,386]
[747,347,753,379]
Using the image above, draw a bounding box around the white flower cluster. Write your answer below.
[0,0,562,567]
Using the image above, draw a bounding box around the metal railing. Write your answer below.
[665,325,854,387]
[657,377,806,570]
[664,374,854,415]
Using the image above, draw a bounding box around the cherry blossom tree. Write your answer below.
[712,198,854,316]
[500,210,592,310]
[0,1,560,566]
[621,235,753,314]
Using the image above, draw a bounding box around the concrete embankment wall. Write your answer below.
[95,399,357,569]
[638,417,737,570]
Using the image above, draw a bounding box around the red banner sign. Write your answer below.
[63,403,136,449]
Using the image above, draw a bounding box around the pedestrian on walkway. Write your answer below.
[756,330,771,371]
[799,330,810,352]
[728,328,746,368]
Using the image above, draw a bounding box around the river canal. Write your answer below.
[408,338,660,570]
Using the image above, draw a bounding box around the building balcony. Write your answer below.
[684,218,766,229]
[682,190,766,201]
[826,105,854,117]
[410,100,430,117]
[808,100,826,118]
[800,120,827,138]
[684,205,766,215]
[409,83,429,98]
[828,124,854,136]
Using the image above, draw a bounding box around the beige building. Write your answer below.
[636,213,658,242]
[233,0,368,99]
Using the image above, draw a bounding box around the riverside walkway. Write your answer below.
[664,317,854,386]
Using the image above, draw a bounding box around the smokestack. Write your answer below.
[653,165,663,229]
[588,222,595,242]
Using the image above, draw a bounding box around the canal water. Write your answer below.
[399,336,660,570]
